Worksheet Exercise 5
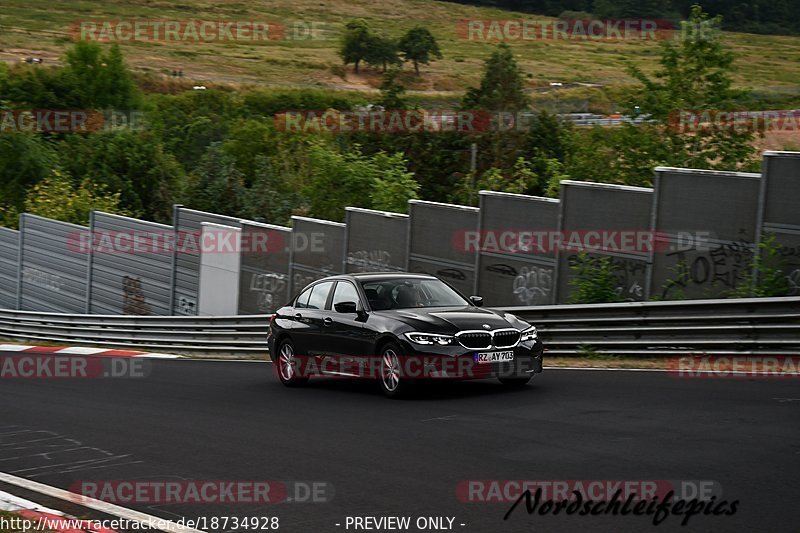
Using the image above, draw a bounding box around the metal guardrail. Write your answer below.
[1,296,799,357]
[502,296,800,357]
[0,309,272,356]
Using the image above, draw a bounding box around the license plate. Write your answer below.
[474,351,514,363]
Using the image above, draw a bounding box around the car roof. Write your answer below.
[323,272,438,282]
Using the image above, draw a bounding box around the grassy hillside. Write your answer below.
[1,0,799,102]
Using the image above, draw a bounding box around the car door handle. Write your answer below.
[323,317,333,326]
[294,313,303,321]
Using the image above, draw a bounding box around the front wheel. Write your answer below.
[499,375,533,387]
[276,338,308,387]
[378,342,410,399]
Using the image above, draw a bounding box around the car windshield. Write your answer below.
[360,278,470,310]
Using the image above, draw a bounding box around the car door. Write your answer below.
[324,280,371,376]
[290,281,334,359]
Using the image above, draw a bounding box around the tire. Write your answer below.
[499,375,533,387]
[276,338,308,387]
[378,342,410,399]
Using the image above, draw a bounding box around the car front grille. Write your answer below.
[457,332,492,349]
[493,329,521,349]
[456,329,520,350]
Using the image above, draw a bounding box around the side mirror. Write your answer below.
[469,295,484,307]
[334,301,358,314]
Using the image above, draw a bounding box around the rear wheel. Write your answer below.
[378,342,409,398]
[499,375,533,387]
[276,338,308,387]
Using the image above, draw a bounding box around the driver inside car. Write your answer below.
[395,284,423,308]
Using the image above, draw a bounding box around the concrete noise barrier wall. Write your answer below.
[17,214,89,313]
[648,168,761,300]
[476,191,559,306]
[88,211,173,315]
[344,207,409,274]
[555,181,653,304]
[408,200,479,297]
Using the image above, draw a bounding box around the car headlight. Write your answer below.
[520,325,538,342]
[404,332,456,346]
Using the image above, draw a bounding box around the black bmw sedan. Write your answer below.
[267,273,544,398]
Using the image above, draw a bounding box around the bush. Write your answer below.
[567,252,623,304]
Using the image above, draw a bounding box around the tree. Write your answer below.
[398,26,442,76]
[731,234,791,298]
[240,156,300,226]
[463,44,529,112]
[303,143,418,221]
[377,69,408,109]
[369,152,420,213]
[23,169,129,226]
[459,44,531,180]
[58,131,186,223]
[366,36,401,73]
[628,5,757,171]
[150,89,234,170]
[95,44,139,109]
[60,41,140,109]
[565,123,671,188]
[186,143,247,217]
[340,19,373,74]
[0,134,59,217]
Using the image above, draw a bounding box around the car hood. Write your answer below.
[378,306,516,333]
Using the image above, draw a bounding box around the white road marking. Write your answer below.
[544,366,670,372]
[54,347,109,355]
[0,489,65,515]
[0,470,204,533]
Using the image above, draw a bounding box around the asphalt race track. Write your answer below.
[1,356,798,533]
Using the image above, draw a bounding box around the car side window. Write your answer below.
[295,287,312,309]
[306,281,334,310]
[332,281,360,310]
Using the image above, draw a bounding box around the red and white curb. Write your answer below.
[0,489,117,533]
[0,345,182,359]
[0,472,202,533]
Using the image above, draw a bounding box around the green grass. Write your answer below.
[1,0,800,101]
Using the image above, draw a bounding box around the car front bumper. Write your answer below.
[395,338,544,380]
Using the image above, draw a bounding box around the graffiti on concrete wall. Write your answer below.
[659,239,754,299]
[249,272,287,312]
[122,276,151,315]
[511,265,554,305]
[21,267,62,292]
[346,250,393,272]
[176,296,197,315]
